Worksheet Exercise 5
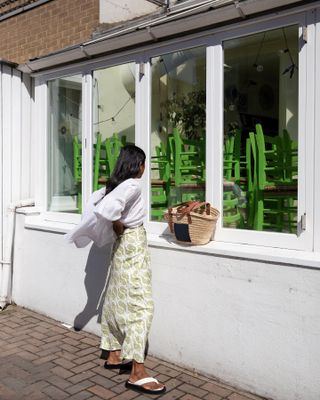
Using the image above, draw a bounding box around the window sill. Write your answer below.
[147,234,320,269]
[23,211,79,234]
[22,212,320,269]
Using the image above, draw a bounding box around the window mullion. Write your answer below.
[207,44,224,234]
[314,12,320,251]
[82,72,93,208]
[135,60,151,221]
[302,11,315,250]
[35,79,48,211]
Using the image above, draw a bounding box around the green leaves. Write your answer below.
[164,90,206,140]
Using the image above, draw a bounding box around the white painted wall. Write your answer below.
[0,63,34,211]
[12,213,320,400]
[0,63,34,304]
[99,0,159,24]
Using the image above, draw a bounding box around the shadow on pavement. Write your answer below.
[73,242,113,331]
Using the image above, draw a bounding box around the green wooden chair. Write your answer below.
[151,142,171,220]
[282,129,298,232]
[73,136,82,212]
[252,124,297,232]
[105,133,126,175]
[245,132,257,229]
[171,127,205,202]
[283,129,298,182]
[223,131,244,228]
[93,133,109,191]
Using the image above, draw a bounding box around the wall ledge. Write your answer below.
[23,213,320,270]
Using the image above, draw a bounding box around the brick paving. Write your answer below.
[0,305,268,400]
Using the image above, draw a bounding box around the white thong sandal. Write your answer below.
[125,377,166,394]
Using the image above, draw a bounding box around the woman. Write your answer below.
[65,145,165,395]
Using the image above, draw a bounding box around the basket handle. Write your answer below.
[166,201,199,229]
[190,202,211,215]
[166,207,174,233]
[177,201,206,224]
[176,201,201,215]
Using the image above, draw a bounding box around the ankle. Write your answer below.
[130,361,147,380]
[107,350,121,363]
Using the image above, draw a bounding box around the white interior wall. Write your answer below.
[0,63,34,303]
[279,54,298,139]
[93,64,135,143]
[12,213,320,400]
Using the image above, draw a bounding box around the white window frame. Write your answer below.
[35,70,85,225]
[210,11,314,250]
[34,7,315,251]
[144,11,315,251]
[314,8,320,252]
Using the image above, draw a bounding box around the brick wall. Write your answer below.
[0,0,99,64]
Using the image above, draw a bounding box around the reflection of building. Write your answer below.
[1,2,320,400]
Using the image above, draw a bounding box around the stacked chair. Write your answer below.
[151,142,171,220]
[93,132,126,191]
[223,129,245,228]
[73,125,297,232]
[250,124,298,232]
[223,124,298,233]
[93,133,108,191]
[150,127,205,220]
[171,127,205,202]
[73,136,82,212]
[73,133,126,212]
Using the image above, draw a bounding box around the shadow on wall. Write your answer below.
[73,242,113,331]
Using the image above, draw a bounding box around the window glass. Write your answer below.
[48,75,82,213]
[92,63,135,192]
[150,47,206,221]
[223,26,298,233]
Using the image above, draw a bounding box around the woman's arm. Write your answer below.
[113,219,125,237]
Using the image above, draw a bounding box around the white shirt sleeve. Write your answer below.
[64,179,143,248]
[94,179,140,222]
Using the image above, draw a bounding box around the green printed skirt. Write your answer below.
[100,225,154,363]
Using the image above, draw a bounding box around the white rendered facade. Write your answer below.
[1,2,320,400]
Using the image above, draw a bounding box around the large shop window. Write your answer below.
[150,47,206,221]
[45,20,309,249]
[48,75,82,213]
[223,25,299,234]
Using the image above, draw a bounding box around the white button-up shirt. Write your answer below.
[65,178,145,248]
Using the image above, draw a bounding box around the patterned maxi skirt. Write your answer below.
[100,226,154,363]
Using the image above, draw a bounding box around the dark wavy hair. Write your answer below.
[105,144,146,195]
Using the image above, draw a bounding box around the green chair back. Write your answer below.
[93,133,110,191]
[151,142,171,221]
[105,133,126,175]
[73,135,82,211]
[251,124,297,232]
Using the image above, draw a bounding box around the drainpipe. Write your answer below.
[0,199,35,310]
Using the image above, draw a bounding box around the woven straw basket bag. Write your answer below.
[164,201,220,245]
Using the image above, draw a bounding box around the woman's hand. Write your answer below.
[113,220,125,237]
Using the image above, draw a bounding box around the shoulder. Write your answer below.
[84,187,105,207]
[117,178,141,192]
[93,187,106,197]
[89,187,106,203]
[120,178,140,187]
[111,178,141,200]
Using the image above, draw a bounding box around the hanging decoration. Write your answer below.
[253,32,266,72]
[93,96,132,126]
[281,28,298,79]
